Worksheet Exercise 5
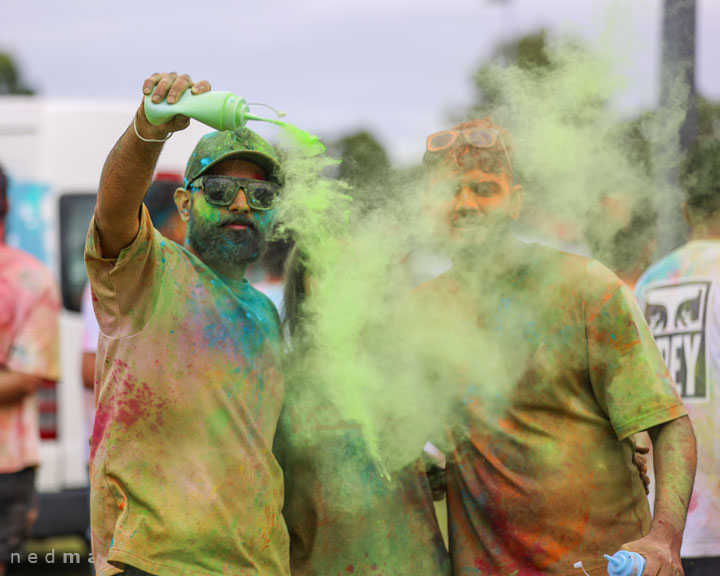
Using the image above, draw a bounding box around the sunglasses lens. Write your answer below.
[428,132,456,151]
[203,177,235,205]
[465,129,497,148]
[247,183,277,210]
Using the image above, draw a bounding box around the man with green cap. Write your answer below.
[85,72,289,576]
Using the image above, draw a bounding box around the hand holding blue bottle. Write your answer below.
[619,530,685,576]
[604,551,646,576]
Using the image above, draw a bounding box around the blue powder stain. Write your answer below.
[524,321,540,344]
[160,240,166,247]
[130,530,137,539]
[611,333,617,340]
[170,330,174,334]
[162,257,166,263]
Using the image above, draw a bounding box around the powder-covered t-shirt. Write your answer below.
[275,382,451,576]
[0,244,60,473]
[85,206,289,576]
[416,241,686,576]
[635,240,720,559]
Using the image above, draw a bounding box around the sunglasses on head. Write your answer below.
[188,175,279,211]
[426,127,512,172]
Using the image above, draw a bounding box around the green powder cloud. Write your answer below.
[271,11,691,483]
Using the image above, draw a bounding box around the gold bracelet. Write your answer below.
[133,115,172,143]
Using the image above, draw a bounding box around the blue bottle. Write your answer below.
[604,551,646,576]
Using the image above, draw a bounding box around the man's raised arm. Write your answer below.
[94,72,210,258]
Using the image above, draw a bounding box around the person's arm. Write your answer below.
[622,415,696,576]
[585,275,693,575]
[82,352,96,390]
[0,367,44,404]
[95,73,209,259]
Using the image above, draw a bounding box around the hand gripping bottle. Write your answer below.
[603,551,646,576]
[144,89,284,131]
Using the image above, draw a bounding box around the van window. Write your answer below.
[59,193,96,313]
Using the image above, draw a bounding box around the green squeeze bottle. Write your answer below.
[144,87,325,154]
[144,89,283,131]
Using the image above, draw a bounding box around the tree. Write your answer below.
[0,52,35,95]
[336,131,393,215]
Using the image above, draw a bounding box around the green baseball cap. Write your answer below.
[184,127,283,187]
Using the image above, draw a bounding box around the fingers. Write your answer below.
[192,79,212,95]
[636,446,651,454]
[142,72,168,98]
[141,72,212,104]
[166,74,194,104]
[151,72,180,103]
[634,454,648,471]
[169,115,192,132]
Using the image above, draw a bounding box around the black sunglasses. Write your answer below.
[189,176,279,211]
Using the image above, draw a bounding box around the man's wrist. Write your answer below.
[648,516,684,550]
[133,111,171,143]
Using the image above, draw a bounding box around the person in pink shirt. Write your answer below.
[0,162,61,575]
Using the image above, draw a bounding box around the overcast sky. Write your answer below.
[3,0,719,164]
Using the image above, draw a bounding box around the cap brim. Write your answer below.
[190,151,280,184]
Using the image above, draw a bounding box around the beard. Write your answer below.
[187,211,266,269]
[445,216,512,268]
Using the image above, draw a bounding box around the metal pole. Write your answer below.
[656,0,697,256]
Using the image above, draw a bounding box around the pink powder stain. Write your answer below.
[94,359,168,442]
[91,404,112,461]
[115,381,168,430]
[346,566,354,573]
[91,359,130,458]
[688,490,699,513]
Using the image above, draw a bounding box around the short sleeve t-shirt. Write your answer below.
[416,241,686,576]
[85,206,289,576]
[0,244,60,473]
[635,240,720,558]
[275,374,451,576]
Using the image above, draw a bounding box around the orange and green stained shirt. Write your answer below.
[85,206,289,576]
[416,241,686,576]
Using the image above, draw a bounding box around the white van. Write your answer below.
[0,95,213,538]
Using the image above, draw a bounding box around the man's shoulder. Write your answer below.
[637,241,720,294]
[531,242,623,294]
[635,252,678,296]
